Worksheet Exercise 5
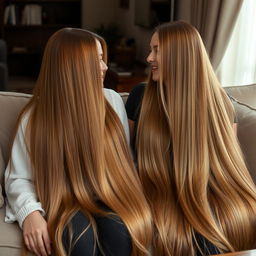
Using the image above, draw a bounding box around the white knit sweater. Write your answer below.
[5,88,129,228]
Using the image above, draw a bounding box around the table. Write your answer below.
[104,65,148,92]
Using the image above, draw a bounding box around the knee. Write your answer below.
[62,211,96,255]
[96,213,132,255]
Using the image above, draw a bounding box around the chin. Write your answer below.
[152,75,159,82]
[150,71,158,81]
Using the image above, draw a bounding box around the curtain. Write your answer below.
[175,0,243,70]
[216,0,256,86]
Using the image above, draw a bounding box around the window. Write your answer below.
[217,0,256,87]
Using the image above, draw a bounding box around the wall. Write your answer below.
[81,0,118,30]
[116,0,152,63]
[81,0,152,63]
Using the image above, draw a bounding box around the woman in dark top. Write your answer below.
[126,21,256,256]
[126,84,237,149]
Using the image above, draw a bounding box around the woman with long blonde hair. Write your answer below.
[126,21,256,255]
[5,28,152,256]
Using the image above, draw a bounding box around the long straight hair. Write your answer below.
[17,28,152,255]
[137,21,256,255]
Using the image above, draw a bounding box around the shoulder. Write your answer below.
[104,88,122,101]
[103,88,125,113]
[103,88,129,141]
[125,83,146,121]
[103,88,117,97]
[20,112,30,129]
[129,83,146,99]
[17,111,31,137]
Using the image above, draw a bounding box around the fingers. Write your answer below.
[24,235,31,252]
[28,235,40,255]
[42,230,52,255]
[23,211,51,255]
[35,231,48,256]
[24,230,51,256]
[24,233,49,256]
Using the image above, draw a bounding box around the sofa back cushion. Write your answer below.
[230,99,256,183]
[0,92,31,200]
[0,148,4,207]
[224,85,256,183]
[225,84,256,109]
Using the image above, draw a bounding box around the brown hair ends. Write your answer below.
[19,28,152,255]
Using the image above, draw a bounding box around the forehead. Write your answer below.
[150,32,159,46]
[96,39,103,54]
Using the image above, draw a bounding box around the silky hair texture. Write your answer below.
[17,28,152,256]
[137,21,256,255]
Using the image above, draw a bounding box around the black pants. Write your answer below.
[62,210,131,256]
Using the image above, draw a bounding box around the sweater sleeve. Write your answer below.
[5,114,45,228]
[104,88,130,143]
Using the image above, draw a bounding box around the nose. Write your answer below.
[147,51,154,63]
[101,61,108,72]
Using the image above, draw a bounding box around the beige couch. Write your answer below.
[0,86,256,255]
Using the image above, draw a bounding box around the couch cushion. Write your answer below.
[0,92,31,210]
[0,92,31,170]
[0,186,3,209]
[0,205,34,255]
[0,148,4,208]
[0,205,22,249]
[225,84,256,109]
[231,98,256,183]
[0,147,4,184]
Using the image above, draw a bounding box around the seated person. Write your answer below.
[126,21,256,255]
[5,28,152,256]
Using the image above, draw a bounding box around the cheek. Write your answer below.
[156,53,161,64]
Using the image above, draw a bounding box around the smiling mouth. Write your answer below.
[152,67,158,72]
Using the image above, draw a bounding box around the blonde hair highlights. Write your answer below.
[137,21,256,255]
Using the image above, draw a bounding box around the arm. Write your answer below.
[5,115,51,256]
[113,92,130,142]
[5,115,45,227]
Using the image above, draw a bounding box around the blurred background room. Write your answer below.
[0,0,255,93]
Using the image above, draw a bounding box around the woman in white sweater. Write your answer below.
[5,28,152,256]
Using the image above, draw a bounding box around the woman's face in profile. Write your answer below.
[147,32,160,82]
[96,39,108,82]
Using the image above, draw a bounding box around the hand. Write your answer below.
[23,211,51,256]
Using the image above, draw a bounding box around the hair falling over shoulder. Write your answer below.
[19,28,152,256]
[137,21,256,255]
